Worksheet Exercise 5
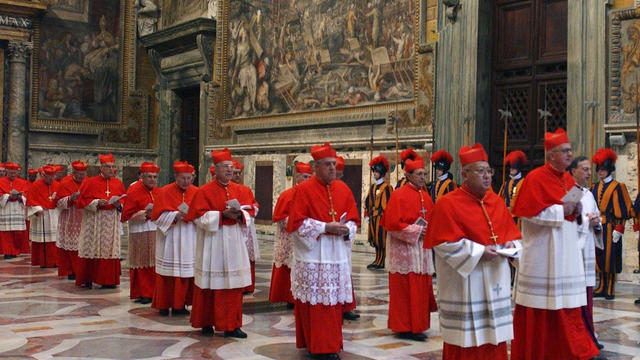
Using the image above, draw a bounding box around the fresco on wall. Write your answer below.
[37,0,121,123]
[227,0,415,119]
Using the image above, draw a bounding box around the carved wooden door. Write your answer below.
[178,87,200,184]
[490,0,567,176]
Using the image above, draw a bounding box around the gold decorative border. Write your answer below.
[29,0,134,133]
[211,0,422,139]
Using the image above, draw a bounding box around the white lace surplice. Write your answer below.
[193,210,251,290]
[273,219,293,268]
[0,194,26,231]
[290,218,356,306]
[386,223,434,275]
[241,204,260,261]
[153,211,196,278]
[56,196,83,251]
[77,199,121,259]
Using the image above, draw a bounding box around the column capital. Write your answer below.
[8,40,33,62]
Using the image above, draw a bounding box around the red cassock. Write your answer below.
[287,176,360,354]
[186,180,255,331]
[0,177,30,255]
[54,175,83,277]
[26,179,58,267]
[121,181,160,300]
[150,183,198,311]
[269,186,296,304]
[424,186,521,360]
[75,175,126,287]
[382,183,437,335]
[238,184,258,293]
[510,164,599,360]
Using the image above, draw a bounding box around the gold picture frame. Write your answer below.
[30,0,135,134]
[210,0,425,139]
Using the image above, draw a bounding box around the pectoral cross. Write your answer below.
[492,283,502,296]
[420,207,426,218]
[490,234,499,246]
[419,189,426,218]
[329,208,337,221]
[105,188,111,197]
[327,185,337,222]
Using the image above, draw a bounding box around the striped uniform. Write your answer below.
[395,177,408,189]
[499,175,524,223]
[592,178,633,297]
[430,174,457,203]
[364,181,392,267]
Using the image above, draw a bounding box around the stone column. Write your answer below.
[7,40,32,174]
[434,1,492,177]
[157,87,181,185]
[567,0,608,157]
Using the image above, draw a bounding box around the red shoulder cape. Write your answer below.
[511,163,575,218]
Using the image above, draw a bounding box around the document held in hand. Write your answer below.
[561,186,584,204]
[226,198,241,211]
[177,202,189,214]
[108,194,126,205]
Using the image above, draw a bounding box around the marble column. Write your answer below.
[7,40,32,174]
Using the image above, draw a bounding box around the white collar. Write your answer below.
[510,172,522,180]
[603,175,613,184]
[375,178,384,185]
[438,173,449,181]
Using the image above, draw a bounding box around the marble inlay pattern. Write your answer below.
[0,237,639,359]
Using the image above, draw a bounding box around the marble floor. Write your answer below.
[1,238,639,360]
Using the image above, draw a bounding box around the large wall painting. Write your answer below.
[31,0,135,133]
[223,0,417,124]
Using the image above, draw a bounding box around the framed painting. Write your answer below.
[609,7,640,130]
[212,0,425,138]
[30,0,135,133]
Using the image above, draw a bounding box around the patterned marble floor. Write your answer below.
[1,237,639,360]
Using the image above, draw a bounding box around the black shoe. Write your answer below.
[172,307,189,315]
[366,263,377,270]
[140,297,152,304]
[593,292,605,298]
[3,254,14,259]
[342,311,360,320]
[397,331,427,341]
[82,282,92,289]
[635,298,640,305]
[67,274,76,280]
[596,342,604,350]
[604,294,615,300]
[158,309,169,316]
[134,298,143,303]
[633,269,640,274]
[311,353,340,360]
[286,303,295,309]
[375,264,385,270]
[100,285,116,289]
[201,326,214,336]
[224,328,247,338]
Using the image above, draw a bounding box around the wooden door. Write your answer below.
[490,0,567,178]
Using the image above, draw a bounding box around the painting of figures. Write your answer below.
[37,1,121,123]
[227,0,415,119]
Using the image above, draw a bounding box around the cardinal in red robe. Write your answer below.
[287,143,360,359]
[55,161,87,279]
[511,129,600,360]
[0,162,30,258]
[75,154,126,289]
[186,149,253,338]
[27,165,59,267]
[269,162,313,305]
[383,156,437,341]
[151,161,198,316]
[122,162,160,304]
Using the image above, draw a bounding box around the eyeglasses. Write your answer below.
[470,167,494,176]
[553,148,573,154]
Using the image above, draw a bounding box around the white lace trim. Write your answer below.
[291,261,353,305]
[273,219,293,268]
